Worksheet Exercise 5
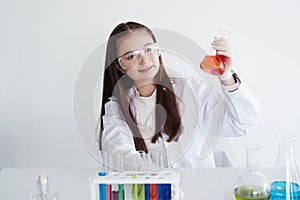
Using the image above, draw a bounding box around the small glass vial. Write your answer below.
[269,134,300,200]
[29,175,59,200]
[233,145,270,200]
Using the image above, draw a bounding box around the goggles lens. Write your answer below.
[118,43,160,70]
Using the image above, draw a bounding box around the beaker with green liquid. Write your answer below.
[233,145,270,200]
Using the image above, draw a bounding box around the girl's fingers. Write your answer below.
[213,37,229,44]
[217,51,232,58]
[212,45,230,52]
[211,38,230,51]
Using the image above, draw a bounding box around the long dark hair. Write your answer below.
[100,21,182,153]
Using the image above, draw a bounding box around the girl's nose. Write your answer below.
[139,54,150,65]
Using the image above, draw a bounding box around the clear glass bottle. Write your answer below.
[269,133,300,200]
[29,175,59,200]
[233,145,270,200]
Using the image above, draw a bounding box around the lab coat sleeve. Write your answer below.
[102,99,135,152]
[220,81,261,137]
[101,98,143,170]
[169,77,259,166]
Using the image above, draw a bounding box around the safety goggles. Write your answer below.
[117,43,160,70]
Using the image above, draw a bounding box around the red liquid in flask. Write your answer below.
[200,54,226,76]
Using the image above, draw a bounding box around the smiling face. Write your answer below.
[116,29,160,88]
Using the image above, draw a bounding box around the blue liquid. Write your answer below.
[270,181,300,200]
[162,184,171,200]
[157,184,163,200]
[157,184,171,200]
[145,184,150,200]
[98,172,107,200]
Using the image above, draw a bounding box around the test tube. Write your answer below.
[113,152,124,172]
[101,152,110,172]
[118,184,124,200]
[162,184,171,200]
[150,183,158,200]
[98,172,107,200]
[123,151,140,171]
[112,184,119,200]
[151,151,164,170]
[137,183,145,200]
[138,150,146,170]
[157,183,163,200]
[124,183,132,200]
[106,184,111,200]
[112,153,123,199]
[145,184,150,200]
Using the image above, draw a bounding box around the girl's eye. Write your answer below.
[126,54,136,60]
[145,47,153,52]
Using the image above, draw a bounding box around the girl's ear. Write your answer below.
[117,66,126,74]
[115,62,126,74]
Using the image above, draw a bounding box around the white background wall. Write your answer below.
[1,0,300,167]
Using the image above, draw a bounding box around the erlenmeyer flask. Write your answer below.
[200,30,227,76]
[269,134,300,200]
[233,145,270,200]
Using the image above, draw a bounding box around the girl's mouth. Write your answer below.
[138,65,153,72]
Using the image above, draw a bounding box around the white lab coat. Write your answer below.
[101,77,260,168]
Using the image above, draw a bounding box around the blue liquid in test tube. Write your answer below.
[162,184,171,200]
[145,184,150,200]
[98,172,107,200]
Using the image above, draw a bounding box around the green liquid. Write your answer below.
[234,185,270,200]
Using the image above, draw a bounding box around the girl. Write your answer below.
[99,21,260,170]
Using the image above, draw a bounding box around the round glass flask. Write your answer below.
[269,134,300,200]
[233,145,270,200]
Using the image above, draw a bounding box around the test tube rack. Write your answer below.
[89,169,180,200]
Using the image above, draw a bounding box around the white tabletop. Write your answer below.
[0,168,274,199]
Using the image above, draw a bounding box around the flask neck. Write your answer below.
[276,134,296,167]
[245,145,260,171]
[37,176,49,195]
